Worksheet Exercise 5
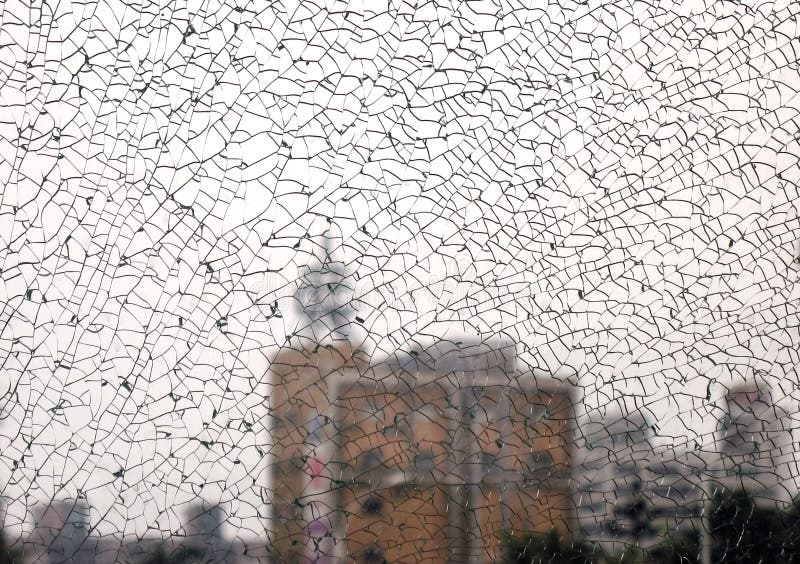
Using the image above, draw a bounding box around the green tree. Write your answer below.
[777,495,800,562]
[648,529,701,564]
[709,488,786,563]
[498,529,600,564]
[647,488,792,563]
[0,528,23,564]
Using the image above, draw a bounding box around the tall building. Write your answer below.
[268,233,370,562]
[268,338,369,562]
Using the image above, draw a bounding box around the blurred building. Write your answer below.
[267,233,369,561]
[574,380,800,558]
[712,381,796,506]
[645,446,705,543]
[268,337,369,562]
[28,499,92,564]
[574,410,705,555]
[269,336,576,563]
[183,502,236,562]
[268,239,576,561]
[575,410,657,553]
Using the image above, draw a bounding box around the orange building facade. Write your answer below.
[268,339,576,563]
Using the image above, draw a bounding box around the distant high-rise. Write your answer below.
[575,410,658,553]
[713,381,795,505]
[29,499,91,564]
[184,502,229,561]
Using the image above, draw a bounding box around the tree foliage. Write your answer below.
[499,529,600,564]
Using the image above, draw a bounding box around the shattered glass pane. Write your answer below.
[1,0,800,562]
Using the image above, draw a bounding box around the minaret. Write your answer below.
[269,226,365,563]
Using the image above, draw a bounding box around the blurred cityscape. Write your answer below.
[4,250,798,563]
[267,336,799,564]
[8,337,798,563]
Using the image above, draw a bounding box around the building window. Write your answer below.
[361,496,383,516]
[479,451,497,480]
[531,451,554,469]
[414,452,435,473]
[360,544,384,562]
[360,449,383,471]
[527,404,550,423]
[524,452,554,483]
[365,399,384,424]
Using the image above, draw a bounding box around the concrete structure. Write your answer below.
[646,447,705,533]
[183,503,237,562]
[574,410,657,554]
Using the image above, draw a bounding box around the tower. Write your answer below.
[293,233,356,344]
[268,230,366,562]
